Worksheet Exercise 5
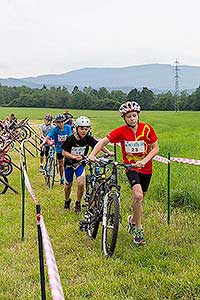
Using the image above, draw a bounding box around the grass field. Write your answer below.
[1,107,200,300]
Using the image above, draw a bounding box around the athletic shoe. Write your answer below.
[127,215,136,234]
[64,199,71,210]
[39,165,44,173]
[74,201,81,213]
[134,228,145,245]
[60,178,64,185]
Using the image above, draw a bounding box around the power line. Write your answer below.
[174,58,180,111]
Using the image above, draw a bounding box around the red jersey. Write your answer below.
[107,123,158,174]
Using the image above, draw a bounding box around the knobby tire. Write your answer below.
[102,193,120,257]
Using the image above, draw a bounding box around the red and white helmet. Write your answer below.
[119,101,141,117]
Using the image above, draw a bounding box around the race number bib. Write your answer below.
[71,146,86,156]
[58,134,67,142]
[125,140,145,154]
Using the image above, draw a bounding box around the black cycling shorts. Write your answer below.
[56,152,64,161]
[40,145,50,157]
[126,170,152,193]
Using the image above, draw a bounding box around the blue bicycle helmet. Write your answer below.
[54,114,65,122]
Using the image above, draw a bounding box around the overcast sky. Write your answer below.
[0,0,199,78]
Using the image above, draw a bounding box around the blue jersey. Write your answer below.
[48,124,72,153]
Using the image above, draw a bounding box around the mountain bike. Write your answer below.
[80,156,135,257]
[43,145,58,188]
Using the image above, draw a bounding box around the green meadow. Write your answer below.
[1,107,200,300]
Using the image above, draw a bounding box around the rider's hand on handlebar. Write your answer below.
[107,151,114,157]
[135,161,145,168]
[88,154,96,162]
[75,155,83,161]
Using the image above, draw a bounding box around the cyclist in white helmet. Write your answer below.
[89,101,159,245]
[62,116,113,213]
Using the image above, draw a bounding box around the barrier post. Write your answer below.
[167,152,171,225]
[36,204,46,300]
[21,162,26,240]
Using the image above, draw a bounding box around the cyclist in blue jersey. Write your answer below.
[41,114,72,184]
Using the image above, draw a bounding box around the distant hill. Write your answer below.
[1,64,200,93]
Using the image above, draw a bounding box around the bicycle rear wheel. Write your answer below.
[0,162,13,176]
[0,137,5,148]
[0,175,8,194]
[86,190,103,239]
[87,209,101,239]
[14,127,28,142]
[51,158,56,188]
[102,192,120,257]
[46,158,56,189]
[1,154,11,161]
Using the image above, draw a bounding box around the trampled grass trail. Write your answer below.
[1,108,200,300]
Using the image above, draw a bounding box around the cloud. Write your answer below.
[0,0,200,77]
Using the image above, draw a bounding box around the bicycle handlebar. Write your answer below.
[81,155,138,169]
[95,157,138,169]
[74,154,144,171]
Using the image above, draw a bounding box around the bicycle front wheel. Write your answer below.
[46,158,56,189]
[102,192,120,257]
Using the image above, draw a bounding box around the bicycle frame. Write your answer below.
[80,156,123,257]
[43,146,58,188]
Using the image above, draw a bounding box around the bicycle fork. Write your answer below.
[102,191,120,227]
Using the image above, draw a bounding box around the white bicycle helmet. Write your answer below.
[119,101,141,117]
[44,114,53,121]
[75,116,91,127]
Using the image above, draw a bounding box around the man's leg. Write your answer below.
[57,153,64,184]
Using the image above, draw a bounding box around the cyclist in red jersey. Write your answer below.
[88,101,159,245]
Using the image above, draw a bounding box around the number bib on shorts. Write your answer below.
[71,146,86,156]
[125,140,145,154]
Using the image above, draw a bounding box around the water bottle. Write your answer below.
[95,165,100,174]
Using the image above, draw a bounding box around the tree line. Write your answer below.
[0,84,200,111]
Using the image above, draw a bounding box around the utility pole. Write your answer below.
[174,58,180,112]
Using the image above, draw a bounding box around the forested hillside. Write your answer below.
[0,84,200,111]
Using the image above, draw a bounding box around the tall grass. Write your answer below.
[1,108,200,300]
